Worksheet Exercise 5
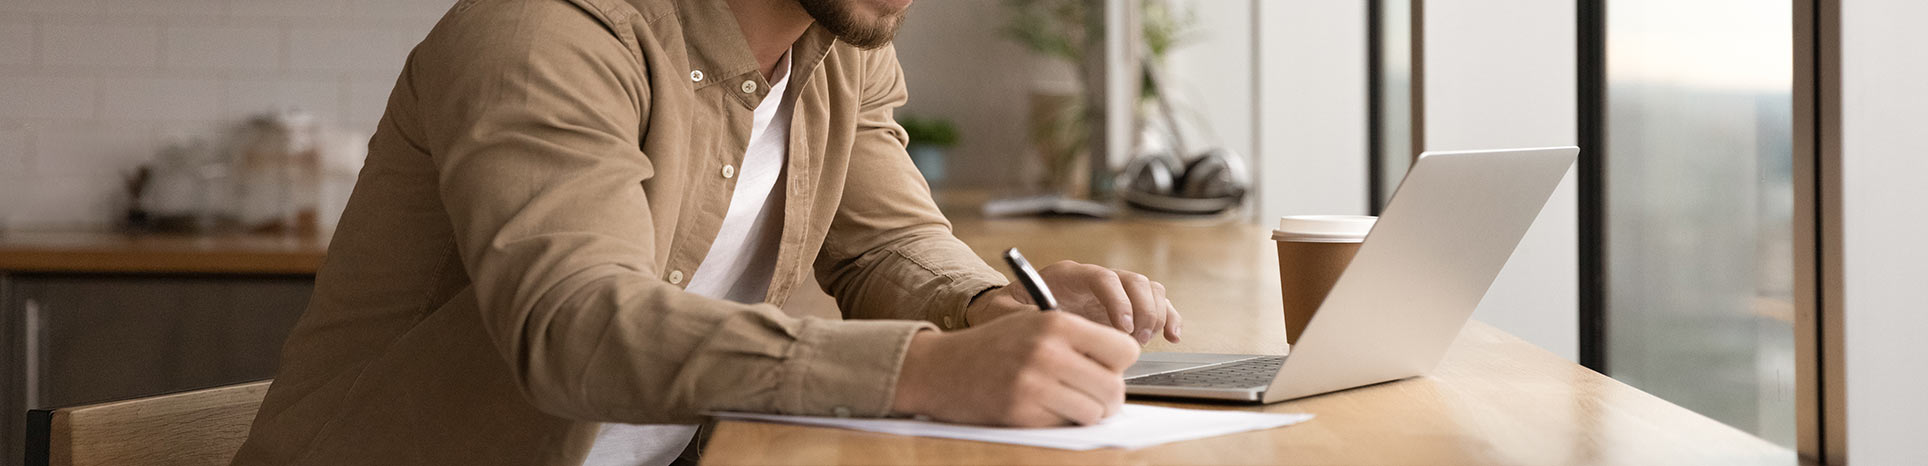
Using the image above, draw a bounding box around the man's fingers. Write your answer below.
[1150,282,1179,342]
[1055,314,1142,371]
[1045,345,1127,418]
[1112,268,1163,344]
[1011,361,1107,426]
[1007,401,1065,428]
[1040,379,1112,426]
[1162,300,1183,343]
[1080,266,1136,333]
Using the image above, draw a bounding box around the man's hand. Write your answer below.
[892,311,1140,426]
[967,260,1183,345]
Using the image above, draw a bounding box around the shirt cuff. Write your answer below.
[930,269,1008,330]
[782,318,935,418]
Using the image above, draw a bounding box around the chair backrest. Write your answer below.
[26,380,271,466]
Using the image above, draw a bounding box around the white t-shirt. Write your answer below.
[582,50,795,466]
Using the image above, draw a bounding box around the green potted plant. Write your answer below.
[899,115,960,185]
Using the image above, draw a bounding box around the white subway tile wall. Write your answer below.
[0,125,27,176]
[10,0,108,15]
[32,123,157,178]
[102,77,226,121]
[226,78,345,122]
[41,20,162,68]
[0,0,451,229]
[0,21,33,65]
[117,0,232,18]
[0,76,100,120]
[165,25,284,70]
[344,72,399,127]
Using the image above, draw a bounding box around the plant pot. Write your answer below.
[907,144,948,186]
[1028,90,1090,197]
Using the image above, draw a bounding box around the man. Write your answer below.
[232,0,1181,464]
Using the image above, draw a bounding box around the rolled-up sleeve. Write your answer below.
[814,44,1010,331]
[419,1,927,424]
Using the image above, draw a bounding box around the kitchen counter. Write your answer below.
[0,231,326,466]
[0,189,1065,276]
[0,231,328,275]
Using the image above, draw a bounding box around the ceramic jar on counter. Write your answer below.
[230,110,323,234]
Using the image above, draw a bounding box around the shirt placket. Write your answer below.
[766,91,815,305]
[662,69,770,289]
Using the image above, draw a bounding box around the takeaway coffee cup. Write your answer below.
[1272,215,1377,345]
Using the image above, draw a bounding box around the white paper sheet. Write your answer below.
[710,404,1314,451]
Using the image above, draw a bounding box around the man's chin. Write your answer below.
[838,27,900,50]
[801,0,909,49]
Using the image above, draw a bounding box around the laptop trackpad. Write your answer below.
[1124,353,1265,379]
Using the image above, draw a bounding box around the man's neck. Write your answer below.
[724,0,813,81]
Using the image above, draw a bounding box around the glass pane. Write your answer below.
[1373,0,1413,211]
[1603,0,1797,449]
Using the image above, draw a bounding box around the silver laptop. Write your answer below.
[1123,147,1578,403]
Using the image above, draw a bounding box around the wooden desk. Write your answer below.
[709,217,1800,465]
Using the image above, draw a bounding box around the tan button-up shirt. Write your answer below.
[231,0,1007,464]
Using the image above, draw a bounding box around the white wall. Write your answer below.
[1253,1,1370,221]
[1422,0,1579,360]
[0,0,1098,227]
[1160,0,1255,196]
[892,2,1070,190]
[1839,0,1928,462]
[0,0,448,230]
[0,0,1355,228]
[909,0,1360,219]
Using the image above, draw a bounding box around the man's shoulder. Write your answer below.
[824,42,904,92]
[454,0,662,22]
[428,0,661,48]
[400,0,656,128]
[409,0,661,80]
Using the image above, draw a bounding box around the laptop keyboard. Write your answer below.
[1125,356,1286,389]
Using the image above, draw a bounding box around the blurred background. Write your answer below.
[0,0,1346,232]
[3,0,1924,465]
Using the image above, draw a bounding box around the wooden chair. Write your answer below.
[25,380,271,466]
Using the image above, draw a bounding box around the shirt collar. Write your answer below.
[672,0,837,94]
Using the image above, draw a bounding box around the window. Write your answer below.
[1369,0,1417,213]
[1591,0,1799,449]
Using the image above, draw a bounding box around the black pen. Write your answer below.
[1002,248,1060,311]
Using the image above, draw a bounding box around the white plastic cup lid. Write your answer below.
[1272,215,1376,243]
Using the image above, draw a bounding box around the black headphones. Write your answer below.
[1120,147,1249,214]
[1116,61,1250,215]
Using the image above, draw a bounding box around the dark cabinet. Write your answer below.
[2,274,312,466]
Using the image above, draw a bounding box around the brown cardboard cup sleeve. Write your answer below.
[1272,215,1376,345]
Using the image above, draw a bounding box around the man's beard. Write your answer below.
[796,0,907,50]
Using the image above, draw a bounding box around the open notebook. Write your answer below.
[710,404,1313,451]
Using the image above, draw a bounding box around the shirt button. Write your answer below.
[690,70,704,82]
[943,316,954,328]
[833,407,852,418]
[667,270,684,284]
[741,80,757,94]
[721,164,735,179]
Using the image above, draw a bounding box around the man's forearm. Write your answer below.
[815,228,1007,330]
[963,284,1014,328]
